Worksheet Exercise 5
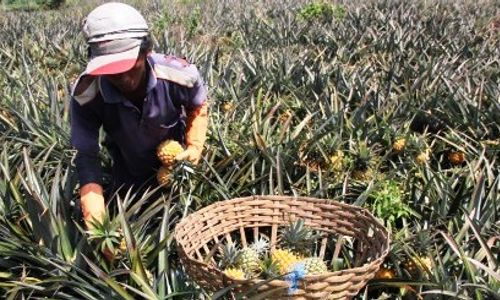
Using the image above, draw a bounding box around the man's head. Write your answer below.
[82,2,151,76]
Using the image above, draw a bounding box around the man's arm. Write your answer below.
[70,79,105,228]
[175,100,209,164]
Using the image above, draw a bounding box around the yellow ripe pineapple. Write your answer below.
[392,138,406,153]
[302,257,328,275]
[415,149,430,165]
[375,267,396,279]
[404,256,432,273]
[157,166,172,186]
[222,101,234,113]
[224,267,246,280]
[271,249,301,275]
[272,219,317,275]
[448,151,465,165]
[156,140,184,166]
[328,150,344,172]
[119,237,127,253]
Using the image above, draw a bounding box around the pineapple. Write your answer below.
[302,257,328,275]
[272,220,318,274]
[392,138,406,153]
[157,166,172,186]
[351,141,375,181]
[156,140,184,166]
[448,151,465,165]
[222,101,234,113]
[328,150,344,172]
[271,249,301,275]
[280,219,317,257]
[375,267,396,279]
[224,267,246,280]
[259,256,281,279]
[404,256,432,274]
[415,149,430,165]
[219,242,241,269]
[237,238,269,274]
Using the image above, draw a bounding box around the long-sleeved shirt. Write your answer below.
[70,53,207,190]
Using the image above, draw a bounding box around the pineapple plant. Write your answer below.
[156,139,184,166]
[350,141,376,181]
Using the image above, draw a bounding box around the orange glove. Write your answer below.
[175,101,209,165]
[80,183,105,229]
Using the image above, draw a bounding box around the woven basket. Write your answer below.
[174,195,390,300]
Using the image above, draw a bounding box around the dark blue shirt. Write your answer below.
[70,53,207,189]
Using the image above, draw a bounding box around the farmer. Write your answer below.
[70,2,208,229]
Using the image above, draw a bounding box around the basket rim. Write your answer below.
[174,195,391,282]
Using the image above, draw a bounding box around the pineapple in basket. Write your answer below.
[301,257,328,276]
[219,242,246,280]
[237,237,269,276]
[271,219,319,275]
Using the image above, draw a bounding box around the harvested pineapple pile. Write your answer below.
[156,139,184,186]
[219,220,329,280]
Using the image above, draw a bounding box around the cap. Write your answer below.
[82,2,149,75]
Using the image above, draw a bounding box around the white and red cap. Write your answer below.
[82,2,149,76]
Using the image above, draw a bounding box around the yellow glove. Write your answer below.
[80,183,105,229]
[175,101,209,165]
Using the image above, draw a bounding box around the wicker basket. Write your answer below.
[174,195,390,300]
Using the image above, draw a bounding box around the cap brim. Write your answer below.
[85,45,140,76]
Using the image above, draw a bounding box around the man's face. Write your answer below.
[104,54,147,93]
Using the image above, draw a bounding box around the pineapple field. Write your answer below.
[0,0,499,299]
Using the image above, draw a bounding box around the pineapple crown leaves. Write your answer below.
[86,214,122,255]
[279,219,319,255]
[258,256,281,279]
[249,236,270,256]
[219,242,242,269]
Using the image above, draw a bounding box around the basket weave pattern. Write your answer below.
[174,195,390,300]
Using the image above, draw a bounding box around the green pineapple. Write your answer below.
[237,237,269,274]
[302,257,328,275]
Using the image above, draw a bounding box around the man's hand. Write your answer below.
[175,145,203,164]
[80,183,105,229]
[176,101,208,165]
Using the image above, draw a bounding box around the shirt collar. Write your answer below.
[99,56,158,104]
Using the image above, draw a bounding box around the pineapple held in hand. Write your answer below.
[156,139,184,166]
[157,166,172,186]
